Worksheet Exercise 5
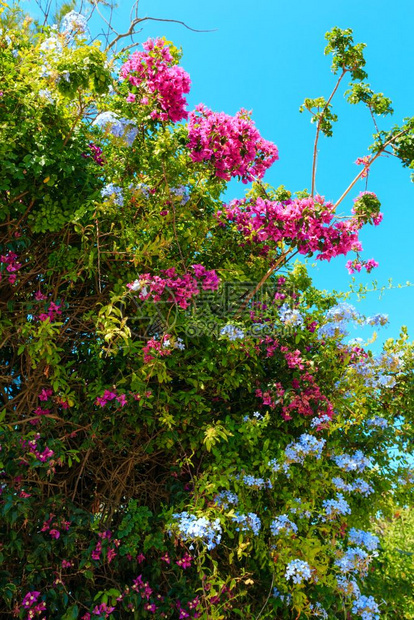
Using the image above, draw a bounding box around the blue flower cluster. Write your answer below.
[220,324,245,340]
[270,514,298,536]
[348,528,379,552]
[171,185,190,205]
[336,576,361,599]
[243,410,265,423]
[326,302,359,323]
[318,321,349,339]
[310,414,332,429]
[285,559,312,584]
[351,352,401,390]
[174,338,186,351]
[136,183,151,199]
[332,450,371,472]
[366,416,388,428]
[285,434,326,465]
[322,493,351,519]
[93,112,138,146]
[214,490,239,509]
[289,499,311,519]
[365,313,388,326]
[241,474,272,489]
[309,602,329,618]
[172,512,222,550]
[352,595,380,620]
[335,547,369,575]
[39,89,55,104]
[40,34,63,55]
[61,10,89,36]
[332,476,374,497]
[231,512,261,535]
[278,304,304,327]
[272,588,292,605]
[101,183,124,206]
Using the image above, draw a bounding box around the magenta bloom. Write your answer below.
[22,591,40,609]
[188,104,278,183]
[120,38,191,123]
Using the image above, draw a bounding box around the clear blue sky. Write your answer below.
[29,0,414,344]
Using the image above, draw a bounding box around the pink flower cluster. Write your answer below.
[256,371,333,421]
[21,434,54,463]
[222,194,367,262]
[82,142,104,166]
[38,301,62,322]
[176,552,192,569]
[96,389,127,408]
[127,265,220,309]
[188,104,279,183]
[142,335,173,364]
[120,38,191,123]
[40,513,71,540]
[91,530,119,563]
[346,257,379,274]
[352,191,383,226]
[132,574,156,606]
[92,603,115,617]
[0,251,21,284]
[21,591,46,620]
[355,155,370,177]
[95,387,152,407]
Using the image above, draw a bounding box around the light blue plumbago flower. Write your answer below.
[289,499,311,519]
[270,514,298,536]
[171,512,222,550]
[376,373,396,388]
[285,434,326,465]
[243,411,264,423]
[285,559,312,584]
[310,413,332,429]
[61,11,89,36]
[278,303,304,327]
[318,321,348,339]
[174,338,185,350]
[322,493,351,520]
[136,183,151,199]
[352,595,380,620]
[336,576,361,599]
[231,512,261,535]
[326,302,359,323]
[365,313,388,326]
[93,111,138,147]
[348,528,379,552]
[366,416,388,429]
[332,450,371,473]
[171,185,190,205]
[350,478,374,496]
[335,547,370,575]
[59,70,71,83]
[40,35,63,55]
[39,89,55,104]
[101,183,124,206]
[348,337,365,346]
[332,476,373,497]
[272,588,292,605]
[309,602,328,619]
[214,490,239,509]
[332,477,353,492]
[220,324,245,340]
[241,474,271,489]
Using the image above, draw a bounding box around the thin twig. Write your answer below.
[334,128,409,209]
[311,69,347,196]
